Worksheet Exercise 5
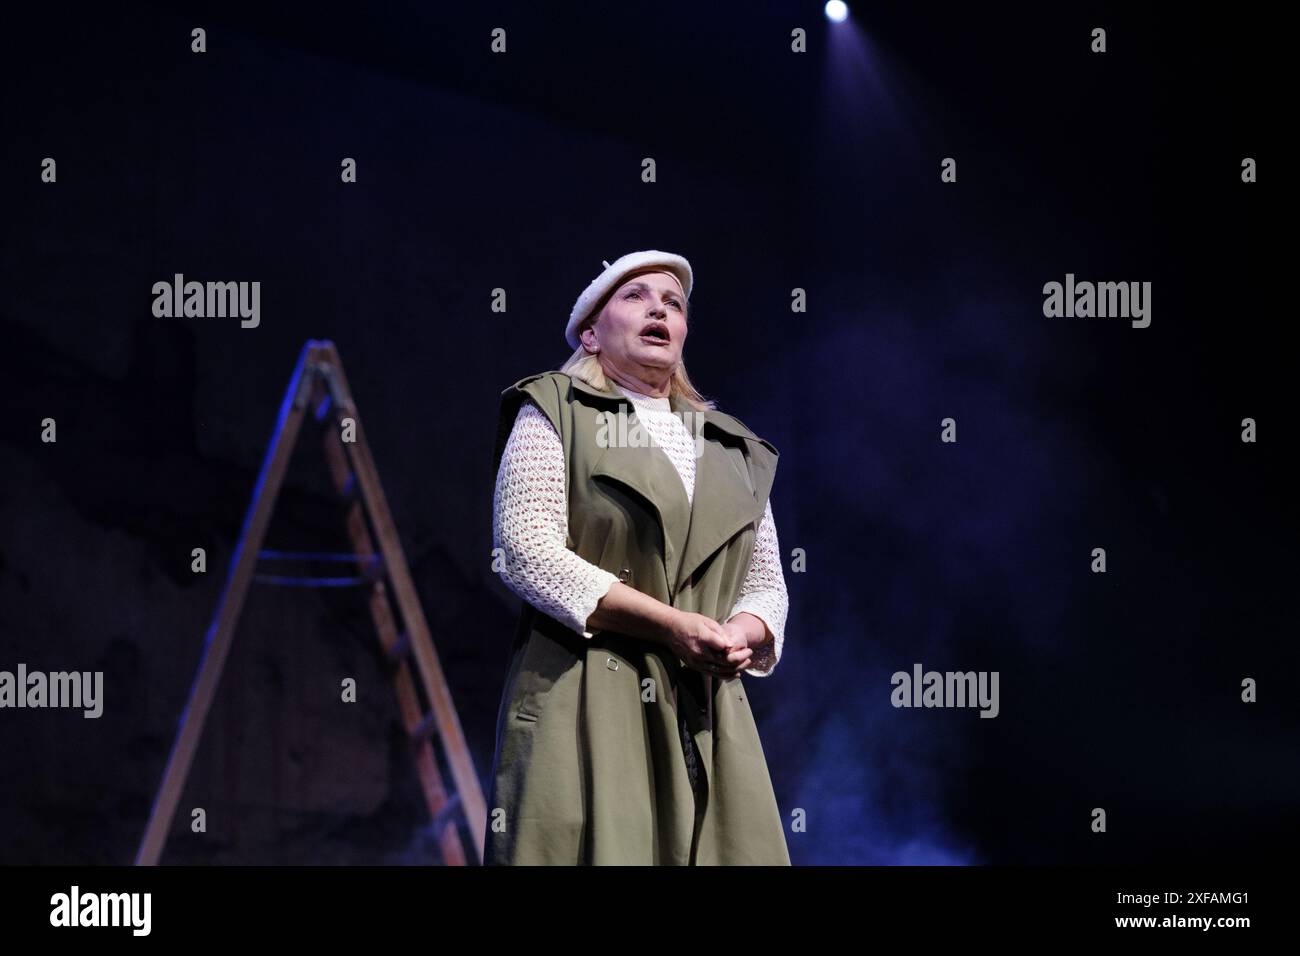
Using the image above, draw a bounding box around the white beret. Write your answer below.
[566,250,694,349]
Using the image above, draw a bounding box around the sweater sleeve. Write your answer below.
[726,498,788,677]
[493,398,620,638]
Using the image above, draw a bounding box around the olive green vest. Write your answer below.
[491,369,778,618]
[485,370,789,865]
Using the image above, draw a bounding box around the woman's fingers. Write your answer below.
[697,632,733,658]
[712,658,751,678]
[688,645,751,677]
[686,618,752,674]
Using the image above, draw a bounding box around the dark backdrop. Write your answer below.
[0,2,1291,865]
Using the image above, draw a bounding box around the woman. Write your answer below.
[484,250,790,865]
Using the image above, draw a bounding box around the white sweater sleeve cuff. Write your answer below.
[577,569,621,638]
[728,601,783,677]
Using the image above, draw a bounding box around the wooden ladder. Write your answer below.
[135,339,486,865]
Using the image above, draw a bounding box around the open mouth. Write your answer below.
[639,323,671,346]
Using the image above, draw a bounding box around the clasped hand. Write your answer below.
[667,611,752,678]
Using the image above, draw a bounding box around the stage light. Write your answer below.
[825,1,848,22]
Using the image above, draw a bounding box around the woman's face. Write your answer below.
[580,270,688,378]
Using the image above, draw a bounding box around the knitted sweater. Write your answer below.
[492,380,787,676]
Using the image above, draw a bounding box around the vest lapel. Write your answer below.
[570,376,692,589]
[668,391,775,595]
[568,374,776,600]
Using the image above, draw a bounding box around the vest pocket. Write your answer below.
[511,618,581,721]
[514,674,546,721]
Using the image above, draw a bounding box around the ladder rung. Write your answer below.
[411,711,438,744]
[338,472,359,499]
[386,630,412,664]
[257,549,375,563]
[430,792,462,834]
[252,551,385,588]
[252,573,373,587]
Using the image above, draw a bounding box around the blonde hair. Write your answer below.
[558,344,717,412]
[559,273,716,411]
